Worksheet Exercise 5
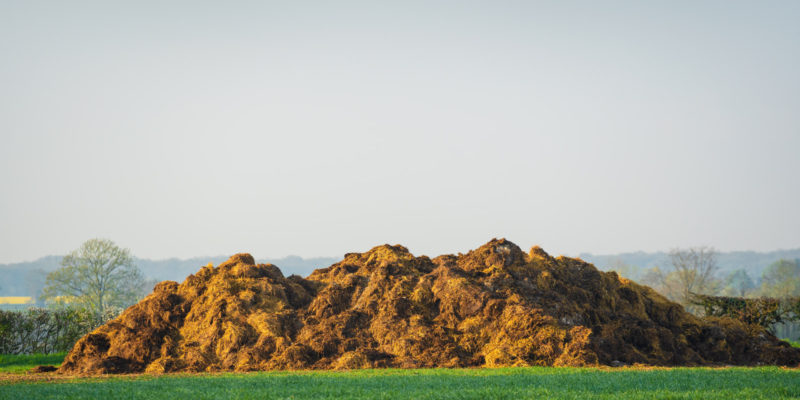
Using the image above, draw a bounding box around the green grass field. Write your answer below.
[1,353,799,399]
[2,366,799,400]
[0,353,65,374]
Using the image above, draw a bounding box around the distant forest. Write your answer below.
[579,248,800,281]
[2,248,799,302]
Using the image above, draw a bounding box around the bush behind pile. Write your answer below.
[0,307,119,354]
[692,294,800,331]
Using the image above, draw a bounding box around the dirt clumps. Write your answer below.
[29,365,57,373]
[58,239,800,374]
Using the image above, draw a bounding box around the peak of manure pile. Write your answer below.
[59,239,800,374]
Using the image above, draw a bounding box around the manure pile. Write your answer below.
[60,239,800,374]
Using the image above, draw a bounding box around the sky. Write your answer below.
[1,1,799,263]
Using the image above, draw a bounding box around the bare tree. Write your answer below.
[670,246,719,298]
[664,246,720,312]
[645,247,720,313]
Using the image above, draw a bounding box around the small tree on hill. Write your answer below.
[760,259,800,298]
[42,239,145,317]
[721,269,756,297]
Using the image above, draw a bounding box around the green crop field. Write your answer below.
[2,361,799,400]
[0,354,65,374]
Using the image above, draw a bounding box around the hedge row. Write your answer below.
[692,294,800,331]
[0,307,120,354]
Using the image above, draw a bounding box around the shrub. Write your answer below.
[691,294,800,332]
[0,307,121,354]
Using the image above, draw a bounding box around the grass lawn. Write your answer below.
[0,353,65,374]
[1,366,799,400]
[1,352,799,399]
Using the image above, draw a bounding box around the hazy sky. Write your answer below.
[1,1,799,263]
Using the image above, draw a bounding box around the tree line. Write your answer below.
[609,247,800,340]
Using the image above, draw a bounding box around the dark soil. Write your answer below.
[29,365,57,373]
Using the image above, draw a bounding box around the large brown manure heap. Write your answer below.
[59,239,800,374]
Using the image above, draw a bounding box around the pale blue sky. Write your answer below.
[1,1,798,263]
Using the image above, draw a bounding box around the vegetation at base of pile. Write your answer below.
[0,353,64,373]
[0,307,120,355]
[2,367,800,399]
